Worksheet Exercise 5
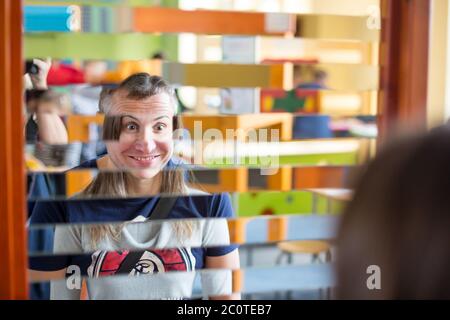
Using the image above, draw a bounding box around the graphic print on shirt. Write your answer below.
[87,248,195,278]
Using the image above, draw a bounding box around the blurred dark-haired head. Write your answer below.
[337,126,450,299]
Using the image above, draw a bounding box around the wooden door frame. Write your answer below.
[378,0,431,140]
[0,0,28,299]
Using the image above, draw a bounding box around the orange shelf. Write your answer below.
[134,7,295,35]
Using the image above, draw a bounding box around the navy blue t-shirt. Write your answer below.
[29,158,238,274]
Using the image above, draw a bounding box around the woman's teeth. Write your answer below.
[131,155,159,161]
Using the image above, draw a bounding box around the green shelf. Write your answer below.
[25,33,178,60]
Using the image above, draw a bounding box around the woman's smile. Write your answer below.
[127,154,161,167]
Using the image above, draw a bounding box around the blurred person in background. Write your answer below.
[24,58,71,206]
[24,58,68,145]
[337,125,450,299]
[24,58,70,300]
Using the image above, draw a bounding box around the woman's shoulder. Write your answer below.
[73,158,99,170]
[177,191,234,219]
[62,158,99,175]
[29,198,68,224]
[185,187,209,196]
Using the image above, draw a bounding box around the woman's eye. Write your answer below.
[125,123,138,131]
[153,123,167,132]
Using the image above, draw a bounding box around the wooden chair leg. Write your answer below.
[276,252,286,265]
[312,253,320,263]
[287,253,293,264]
[325,249,332,262]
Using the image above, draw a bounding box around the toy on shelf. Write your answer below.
[261,89,320,114]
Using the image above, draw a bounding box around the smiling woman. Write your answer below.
[28,73,240,300]
[85,73,183,195]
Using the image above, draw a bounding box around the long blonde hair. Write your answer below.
[82,73,193,247]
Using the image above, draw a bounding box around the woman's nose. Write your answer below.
[134,127,156,152]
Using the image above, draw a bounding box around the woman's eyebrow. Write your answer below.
[153,115,171,121]
[121,114,139,121]
[121,114,170,122]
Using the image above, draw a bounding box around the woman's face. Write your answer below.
[105,91,175,180]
